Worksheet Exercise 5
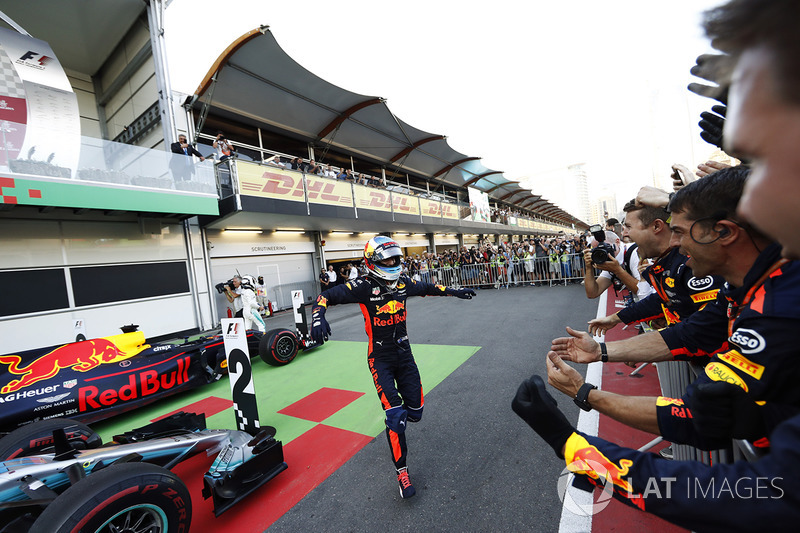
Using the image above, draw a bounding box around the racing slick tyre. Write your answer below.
[29,462,191,533]
[259,328,299,366]
[0,418,102,460]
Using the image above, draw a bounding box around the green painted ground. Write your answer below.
[91,341,480,444]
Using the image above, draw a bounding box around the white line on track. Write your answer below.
[557,289,607,533]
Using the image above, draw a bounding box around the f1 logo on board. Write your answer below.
[687,276,714,291]
[729,328,766,354]
[16,51,52,69]
[226,322,240,335]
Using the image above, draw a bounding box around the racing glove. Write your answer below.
[445,287,476,299]
[512,374,575,458]
[310,307,331,345]
[687,381,765,441]
[687,53,729,105]
[698,104,727,149]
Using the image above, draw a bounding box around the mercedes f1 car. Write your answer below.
[0,291,321,434]
[0,412,286,532]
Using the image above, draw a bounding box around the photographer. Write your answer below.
[213,131,233,162]
[587,196,724,336]
[583,224,644,299]
[533,236,548,285]
[223,275,243,317]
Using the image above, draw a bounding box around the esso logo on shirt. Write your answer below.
[729,328,766,354]
[687,276,714,291]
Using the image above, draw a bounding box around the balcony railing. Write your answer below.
[1,119,216,196]
[225,159,567,232]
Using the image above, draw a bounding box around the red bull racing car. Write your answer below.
[0,312,319,435]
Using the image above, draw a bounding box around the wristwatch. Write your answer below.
[574,382,598,412]
[599,342,608,363]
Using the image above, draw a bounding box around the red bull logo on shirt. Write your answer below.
[375,300,404,314]
[373,300,406,326]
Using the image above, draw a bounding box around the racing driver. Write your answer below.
[310,235,475,499]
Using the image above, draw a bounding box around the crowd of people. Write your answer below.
[267,155,387,188]
[402,236,593,288]
[511,1,800,530]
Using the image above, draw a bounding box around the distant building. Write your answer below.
[592,195,618,225]
[522,163,590,227]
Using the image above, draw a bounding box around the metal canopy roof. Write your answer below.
[189,27,587,228]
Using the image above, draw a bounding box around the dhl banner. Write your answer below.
[305,175,354,207]
[238,162,305,203]
[419,198,442,218]
[237,162,353,207]
[391,192,420,216]
[354,185,392,212]
[441,202,459,219]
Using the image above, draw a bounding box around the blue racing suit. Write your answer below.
[616,248,724,327]
[654,244,800,448]
[562,417,799,532]
[312,274,456,469]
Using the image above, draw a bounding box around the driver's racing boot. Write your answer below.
[397,467,415,499]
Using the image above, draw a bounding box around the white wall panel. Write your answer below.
[61,221,185,265]
[0,220,63,268]
[0,295,196,354]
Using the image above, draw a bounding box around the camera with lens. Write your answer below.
[591,242,615,264]
[214,278,236,294]
[533,237,541,245]
[588,224,614,264]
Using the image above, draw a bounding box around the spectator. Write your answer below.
[348,262,359,280]
[319,268,330,290]
[324,164,337,179]
[266,155,284,168]
[292,157,310,173]
[336,168,348,180]
[418,253,430,283]
[326,264,337,285]
[255,275,270,316]
[169,134,205,181]
[213,132,233,162]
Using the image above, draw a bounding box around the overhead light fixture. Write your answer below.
[224,228,263,234]
[329,231,355,235]
[274,229,306,234]
[359,232,378,235]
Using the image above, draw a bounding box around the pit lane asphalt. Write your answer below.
[266,282,597,532]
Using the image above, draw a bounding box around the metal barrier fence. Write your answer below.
[413,253,588,289]
[269,280,320,311]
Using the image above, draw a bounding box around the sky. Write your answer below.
[164,0,724,218]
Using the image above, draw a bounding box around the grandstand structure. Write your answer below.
[0,2,586,350]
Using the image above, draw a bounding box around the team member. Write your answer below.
[514,1,800,528]
[587,197,724,336]
[310,236,475,498]
[549,168,800,448]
